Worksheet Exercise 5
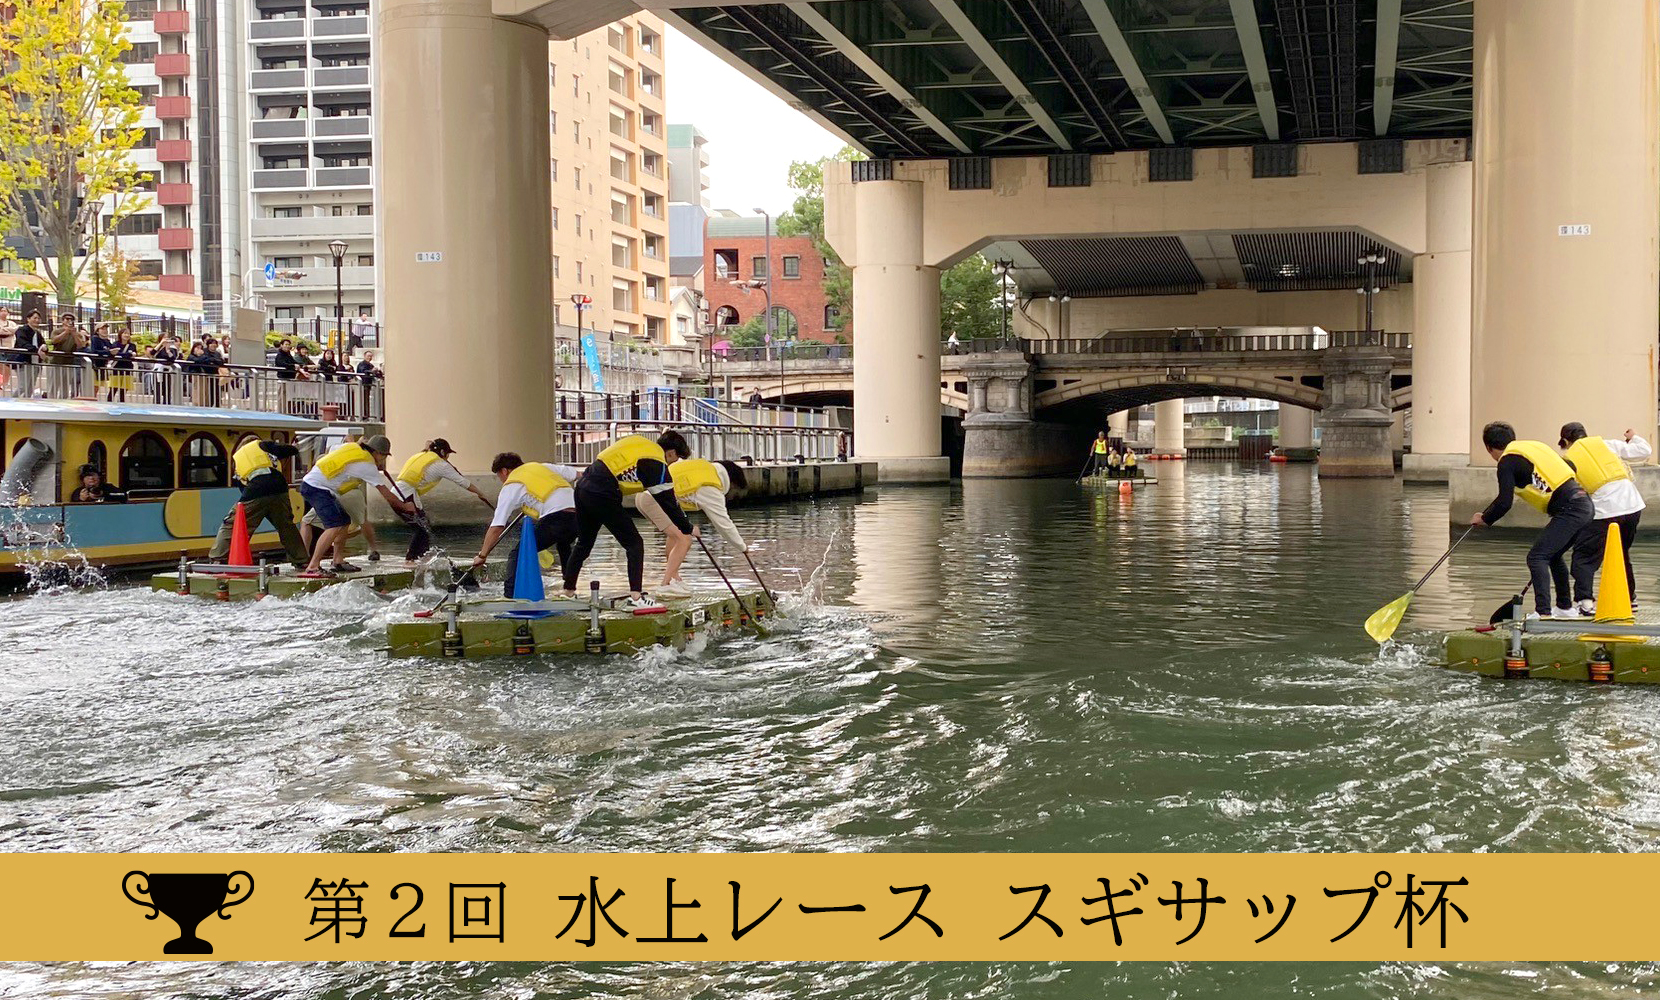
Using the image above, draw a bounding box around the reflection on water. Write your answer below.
[3,464,1660,998]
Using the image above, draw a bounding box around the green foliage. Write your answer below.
[92,242,138,318]
[939,254,1002,342]
[724,315,768,348]
[264,330,322,353]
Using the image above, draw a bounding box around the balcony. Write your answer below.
[249,18,305,40]
[250,118,307,141]
[156,138,192,162]
[156,182,193,206]
[252,167,309,189]
[158,273,195,294]
[154,95,191,119]
[311,14,367,37]
[314,165,371,187]
[251,68,306,90]
[272,265,375,289]
[312,66,369,88]
[312,116,370,138]
[154,52,190,77]
[152,9,188,33]
[250,214,372,240]
[157,227,193,251]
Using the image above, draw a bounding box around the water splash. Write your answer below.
[0,504,106,593]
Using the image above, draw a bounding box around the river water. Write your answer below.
[3,464,1658,998]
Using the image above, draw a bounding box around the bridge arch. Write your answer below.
[1035,372,1326,418]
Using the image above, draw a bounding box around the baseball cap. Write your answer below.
[361,434,393,455]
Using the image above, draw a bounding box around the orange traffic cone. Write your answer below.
[227,502,253,566]
[1118,480,1133,496]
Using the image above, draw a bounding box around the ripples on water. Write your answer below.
[3,465,1659,998]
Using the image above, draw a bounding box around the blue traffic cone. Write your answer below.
[510,516,544,602]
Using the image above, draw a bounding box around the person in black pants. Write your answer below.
[559,435,692,606]
[1471,421,1596,620]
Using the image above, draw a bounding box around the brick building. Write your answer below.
[702,214,845,344]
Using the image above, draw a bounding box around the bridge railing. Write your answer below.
[557,417,847,466]
[710,343,854,364]
[555,389,836,429]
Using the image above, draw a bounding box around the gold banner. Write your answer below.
[0,853,1639,961]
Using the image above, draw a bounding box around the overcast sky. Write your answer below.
[665,24,847,217]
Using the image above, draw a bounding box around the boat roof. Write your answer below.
[0,398,322,429]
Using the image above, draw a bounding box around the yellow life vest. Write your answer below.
[233,439,276,481]
[1124,452,1137,467]
[316,442,373,481]
[506,462,572,517]
[669,459,724,504]
[1502,440,1577,512]
[1564,436,1631,496]
[396,450,447,496]
[1093,440,1108,455]
[341,480,361,495]
[595,434,665,495]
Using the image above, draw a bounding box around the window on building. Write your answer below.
[751,256,768,279]
[120,42,158,64]
[263,155,305,169]
[574,167,581,190]
[271,206,301,218]
[134,259,163,279]
[551,207,558,230]
[179,433,228,488]
[572,73,580,98]
[134,172,158,192]
[574,213,582,236]
[825,305,843,330]
[574,120,581,143]
[275,306,301,319]
[134,84,159,105]
[356,254,373,266]
[552,255,560,278]
[272,256,304,268]
[550,158,558,181]
[782,255,801,278]
[331,205,343,216]
[356,204,372,216]
[261,56,302,69]
[576,261,583,283]
[548,61,556,85]
[549,110,557,134]
[123,0,158,19]
[676,316,689,338]
[120,431,175,491]
[319,154,370,167]
[105,214,162,236]
[714,249,737,280]
[640,26,660,54]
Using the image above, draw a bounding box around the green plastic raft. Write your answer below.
[150,557,498,601]
[387,587,775,658]
[1444,612,1660,684]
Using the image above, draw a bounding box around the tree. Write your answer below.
[939,253,1001,342]
[93,241,138,318]
[724,314,768,348]
[777,144,994,340]
[0,0,148,311]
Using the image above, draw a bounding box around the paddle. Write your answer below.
[414,511,526,614]
[1489,584,1531,625]
[697,534,751,623]
[742,549,776,606]
[1073,453,1095,483]
[1364,525,1477,643]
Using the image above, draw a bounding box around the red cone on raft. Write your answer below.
[228,502,253,566]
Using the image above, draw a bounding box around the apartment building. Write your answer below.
[242,0,375,325]
[549,14,671,343]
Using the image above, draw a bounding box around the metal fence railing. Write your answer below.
[557,418,847,467]
[0,350,384,422]
[555,389,836,430]
[705,330,1411,365]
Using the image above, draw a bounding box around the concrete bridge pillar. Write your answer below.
[959,351,1079,477]
[1279,404,1314,452]
[1153,399,1186,456]
[850,180,948,482]
[1403,160,1472,482]
[378,0,555,472]
[1318,347,1396,477]
[1468,0,1658,461]
[1107,410,1128,445]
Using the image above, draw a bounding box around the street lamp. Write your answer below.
[752,207,779,404]
[1356,251,1384,342]
[992,258,1013,345]
[328,239,348,355]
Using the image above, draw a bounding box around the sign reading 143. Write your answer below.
[1557,224,1591,237]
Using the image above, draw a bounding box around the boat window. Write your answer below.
[180,433,229,488]
[86,441,107,478]
[119,431,175,491]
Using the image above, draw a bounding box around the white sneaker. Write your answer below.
[1551,606,1585,620]
[625,594,663,610]
[1577,599,1597,616]
[656,581,691,599]
[1525,611,1544,621]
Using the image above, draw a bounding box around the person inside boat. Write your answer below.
[209,438,307,569]
[297,434,414,577]
[468,452,589,595]
[655,431,748,599]
[69,465,125,504]
[1559,422,1651,612]
[1470,421,1595,620]
[391,438,493,562]
[559,433,690,608]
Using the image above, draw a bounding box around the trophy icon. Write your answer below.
[122,870,255,955]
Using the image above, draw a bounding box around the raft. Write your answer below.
[1444,610,1660,684]
[151,557,498,601]
[1081,473,1158,486]
[387,586,774,658]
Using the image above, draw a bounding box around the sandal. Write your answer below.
[331,561,364,573]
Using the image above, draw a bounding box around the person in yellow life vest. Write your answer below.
[299,478,384,563]
[1560,422,1651,612]
[297,434,415,577]
[1471,421,1595,619]
[653,430,749,598]
[468,453,588,595]
[561,433,691,607]
[1107,447,1122,477]
[1088,432,1110,476]
[208,437,307,569]
[1122,447,1139,478]
[389,438,492,562]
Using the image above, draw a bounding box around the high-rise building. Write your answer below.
[240,0,376,328]
[548,14,670,343]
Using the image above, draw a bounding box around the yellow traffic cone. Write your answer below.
[1594,523,1635,624]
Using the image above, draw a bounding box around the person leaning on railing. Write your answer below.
[46,313,87,398]
[108,329,137,402]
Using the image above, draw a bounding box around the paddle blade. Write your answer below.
[1490,595,1523,625]
[1365,593,1412,643]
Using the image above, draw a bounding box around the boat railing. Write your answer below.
[0,350,384,422]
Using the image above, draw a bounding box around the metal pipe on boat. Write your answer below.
[441,605,462,659]
[177,553,190,595]
[1505,600,1528,678]
[0,438,52,504]
[586,580,604,653]
[258,558,269,598]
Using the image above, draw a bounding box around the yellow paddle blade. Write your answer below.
[538,548,556,571]
[1365,593,1413,643]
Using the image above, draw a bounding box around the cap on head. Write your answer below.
[361,434,392,456]
[428,437,455,456]
[1558,422,1588,449]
